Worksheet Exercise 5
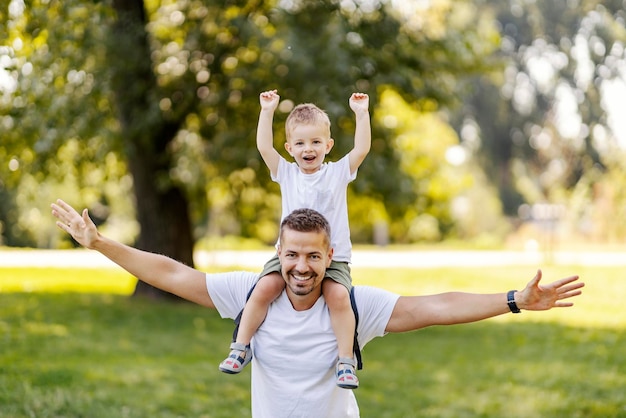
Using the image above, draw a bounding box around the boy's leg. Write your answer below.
[236,272,285,344]
[219,272,285,374]
[322,279,358,389]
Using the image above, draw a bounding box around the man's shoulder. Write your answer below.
[352,285,399,305]
[206,271,259,319]
[351,286,399,341]
[206,271,258,298]
[352,284,394,293]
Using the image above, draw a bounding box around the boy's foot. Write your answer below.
[219,342,252,374]
[335,357,359,389]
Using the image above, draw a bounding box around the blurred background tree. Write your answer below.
[1,0,625,297]
[450,0,626,243]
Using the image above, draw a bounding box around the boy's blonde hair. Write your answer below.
[285,103,331,141]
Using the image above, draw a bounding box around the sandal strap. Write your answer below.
[337,357,356,367]
[219,342,252,374]
[230,342,248,352]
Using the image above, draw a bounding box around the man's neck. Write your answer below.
[286,289,322,311]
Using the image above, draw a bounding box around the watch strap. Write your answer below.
[507,290,521,313]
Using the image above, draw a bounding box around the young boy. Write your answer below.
[219,90,371,389]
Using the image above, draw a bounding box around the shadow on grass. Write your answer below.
[1,293,624,418]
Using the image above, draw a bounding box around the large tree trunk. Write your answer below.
[109,0,195,299]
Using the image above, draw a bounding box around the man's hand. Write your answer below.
[516,269,584,311]
[51,199,99,249]
[260,89,280,112]
[349,92,369,115]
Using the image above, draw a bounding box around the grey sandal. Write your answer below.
[336,357,359,389]
[219,342,252,374]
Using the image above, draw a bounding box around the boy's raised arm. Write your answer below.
[257,90,281,177]
[347,92,371,174]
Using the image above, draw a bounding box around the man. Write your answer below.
[51,200,584,418]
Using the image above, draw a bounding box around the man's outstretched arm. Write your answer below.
[51,199,214,308]
[385,270,584,333]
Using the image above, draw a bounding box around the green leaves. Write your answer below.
[1,0,500,247]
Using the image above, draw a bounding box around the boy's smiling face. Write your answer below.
[285,123,334,174]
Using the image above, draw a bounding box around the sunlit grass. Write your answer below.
[1,264,625,417]
[0,267,136,294]
[352,264,626,329]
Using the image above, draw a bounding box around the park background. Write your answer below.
[1,0,625,416]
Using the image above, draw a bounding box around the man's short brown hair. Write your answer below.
[280,208,331,249]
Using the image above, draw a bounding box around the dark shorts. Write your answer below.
[259,253,352,292]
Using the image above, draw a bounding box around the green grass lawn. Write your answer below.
[1,264,625,417]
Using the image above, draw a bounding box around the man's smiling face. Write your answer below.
[277,227,333,305]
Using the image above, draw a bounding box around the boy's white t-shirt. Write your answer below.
[273,155,356,262]
[206,272,400,418]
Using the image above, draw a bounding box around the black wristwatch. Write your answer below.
[507,290,521,313]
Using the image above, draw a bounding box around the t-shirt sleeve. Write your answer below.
[271,156,290,183]
[206,271,258,319]
[335,154,357,184]
[353,286,400,346]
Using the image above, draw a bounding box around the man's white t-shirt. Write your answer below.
[274,155,356,262]
[206,272,400,418]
